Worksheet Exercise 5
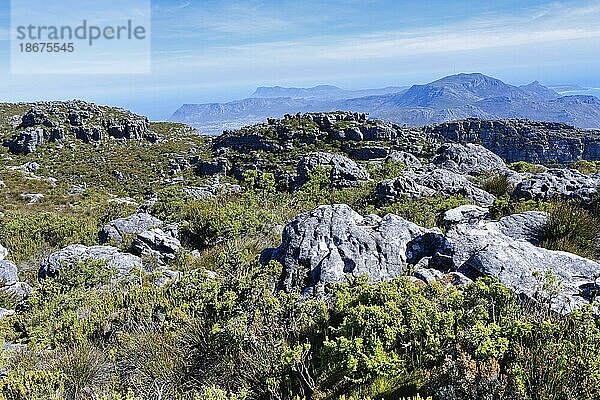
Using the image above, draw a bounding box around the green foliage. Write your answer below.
[489,195,552,219]
[0,368,63,400]
[570,160,600,175]
[282,117,318,132]
[540,201,600,258]
[379,195,471,228]
[143,186,187,222]
[481,173,512,197]
[0,211,97,264]
[368,159,405,182]
[509,161,547,174]
[180,193,271,249]
[320,278,456,396]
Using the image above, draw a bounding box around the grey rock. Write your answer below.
[445,271,473,286]
[7,162,40,174]
[0,260,32,301]
[440,207,600,312]
[2,282,33,300]
[271,204,443,293]
[427,119,600,165]
[414,267,445,284]
[498,211,549,245]
[297,152,370,188]
[131,226,181,265]
[0,309,15,319]
[386,151,422,168]
[195,158,230,176]
[377,168,496,206]
[20,193,44,203]
[0,261,19,285]
[38,244,144,279]
[442,205,490,227]
[432,143,507,176]
[5,128,46,153]
[348,146,390,160]
[99,213,163,246]
[0,245,7,261]
[513,168,600,203]
[154,269,182,287]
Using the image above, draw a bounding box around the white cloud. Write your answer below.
[155,2,600,69]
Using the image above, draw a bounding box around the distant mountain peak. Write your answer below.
[171,73,600,134]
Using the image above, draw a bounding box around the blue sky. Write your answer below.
[1,0,600,119]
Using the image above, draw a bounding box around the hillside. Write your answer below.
[171,73,600,134]
[0,106,599,399]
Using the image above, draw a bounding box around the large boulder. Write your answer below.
[0,261,19,286]
[297,152,370,188]
[437,207,600,313]
[131,226,181,265]
[0,260,32,300]
[270,204,443,294]
[377,168,496,206]
[99,213,163,246]
[38,244,144,279]
[431,143,507,176]
[497,211,548,245]
[386,151,422,169]
[513,168,600,203]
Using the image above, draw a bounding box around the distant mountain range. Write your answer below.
[170,73,600,134]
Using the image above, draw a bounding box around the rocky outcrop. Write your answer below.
[426,119,600,164]
[99,213,163,247]
[0,260,18,285]
[386,151,422,169]
[0,245,7,261]
[376,168,495,206]
[297,152,370,188]
[195,158,231,176]
[269,204,444,294]
[131,225,181,265]
[38,244,144,279]
[437,206,600,313]
[0,259,32,300]
[3,101,151,154]
[270,203,600,313]
[431,143,507,176]
[497,211,548,245]
[512,168,600,203]
[347,145,391,160]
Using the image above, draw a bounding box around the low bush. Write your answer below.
[481,173,513,197]
[540,202,600,258]
[508,161,546,174]
[379,195,471,228]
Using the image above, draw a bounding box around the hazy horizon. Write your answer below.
[2,0,600,119]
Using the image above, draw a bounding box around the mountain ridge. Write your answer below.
[171,73,600,134]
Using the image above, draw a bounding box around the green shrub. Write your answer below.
[489,196,552,219]
[0,211,97,264]
[540,202,600,258]
[368,159,405,181]
[509,161,547,174]
[481,174,512,197]
[380,195,471,228]
[570,160,600,175]
[0,368,63,400]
